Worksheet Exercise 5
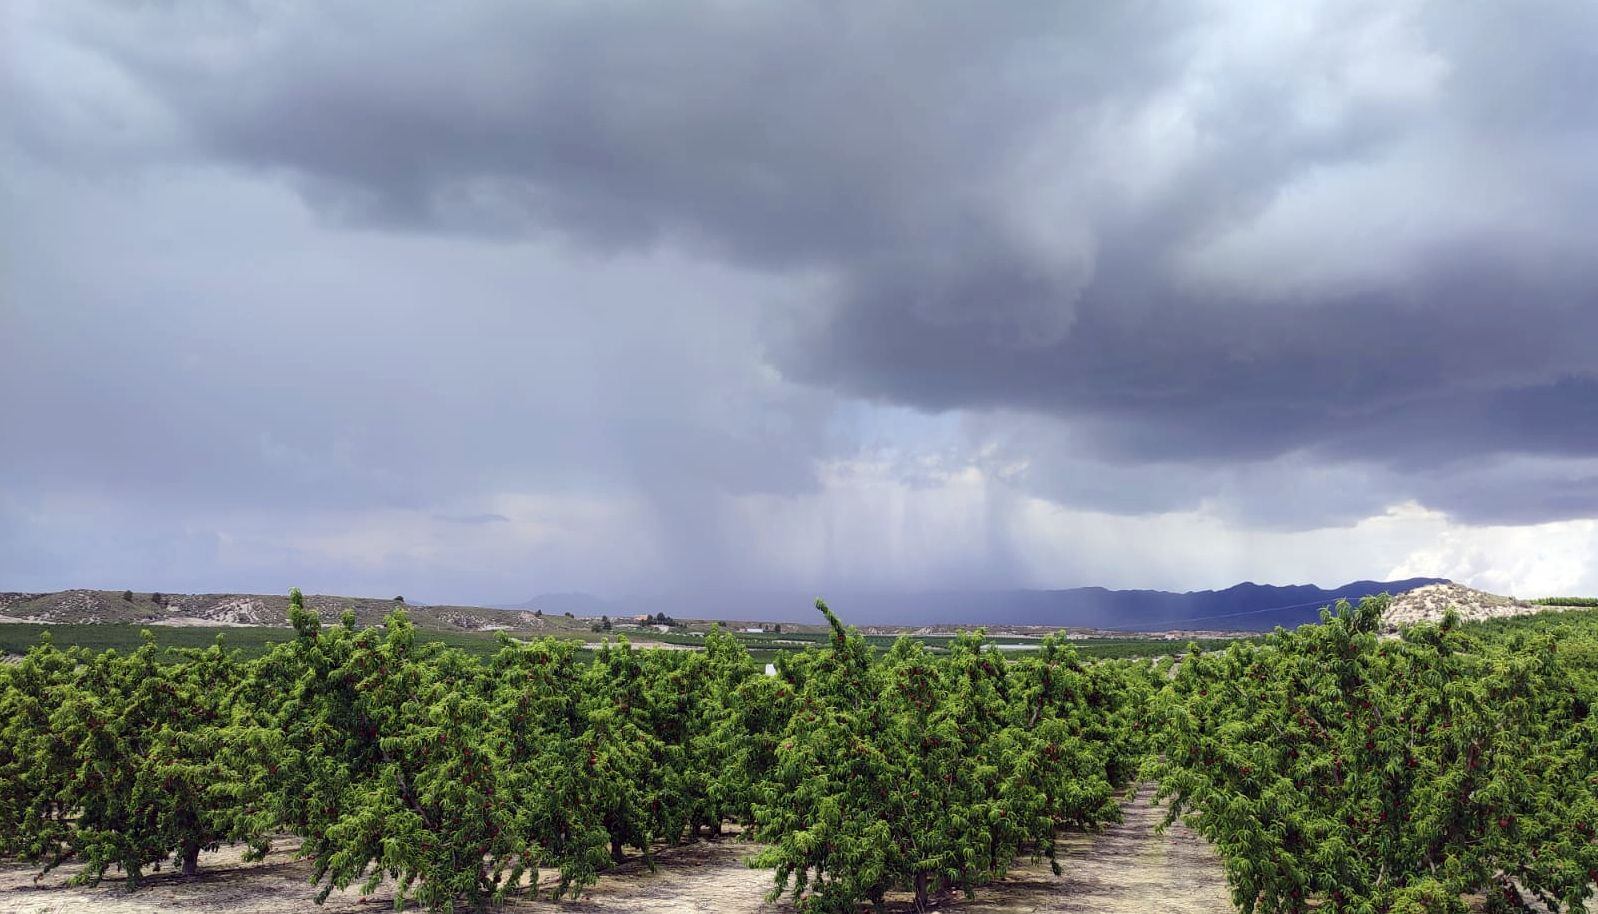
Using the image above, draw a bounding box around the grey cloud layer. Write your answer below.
[5,0,1598,601]
[19,0,1594,523]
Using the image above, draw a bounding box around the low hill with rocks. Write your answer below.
[1378,582,1570,632]
[0,589,592,634]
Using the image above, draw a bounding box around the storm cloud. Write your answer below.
[4,0,1598,602]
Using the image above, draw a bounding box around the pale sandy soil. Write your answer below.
[937,788,1233,914]
[143,617,264,628]
[0,789,1233,913]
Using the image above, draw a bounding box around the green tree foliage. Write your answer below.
[249,592,533,911]
[487,636,611,899]
[0,635,84,863]
[8,588,1587,913]
[691,626,778,832]
[580,638,672,864]
[1148,597,1598,913]
[753,601,1141,912]
[0,632,262,886]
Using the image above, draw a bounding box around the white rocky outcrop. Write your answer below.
[1379,583,1561,632]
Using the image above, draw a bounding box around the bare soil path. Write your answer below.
[944,787,1232,913]
[0,788,1234,913]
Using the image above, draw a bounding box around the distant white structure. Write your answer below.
[743,627,764,634]
[764,663,777,676]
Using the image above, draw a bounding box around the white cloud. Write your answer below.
[1387,515,1598,598]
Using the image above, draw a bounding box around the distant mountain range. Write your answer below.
[507,577,1448,632]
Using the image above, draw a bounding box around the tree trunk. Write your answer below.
[610,835,625,864]
[181,842,201,878]
[914,871,929,912]
[1495,877,1534,913]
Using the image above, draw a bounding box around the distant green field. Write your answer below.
[628,626,1244,657]
[0,621,1231,663]
[1464,604,1598,637]
[609,626,1242,658]
[1462,605,1598,677]
[1065,636,1247,658]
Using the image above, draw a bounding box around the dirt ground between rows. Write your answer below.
[1,788,1233,913]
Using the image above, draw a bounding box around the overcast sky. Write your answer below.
[5,1,1598,606]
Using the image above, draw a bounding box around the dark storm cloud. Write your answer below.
[7,0,1598,562]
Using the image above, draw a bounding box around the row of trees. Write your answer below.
[752,602,1151,911]
[0,626,248,883]
[1148,597,1598,913]
[0,592,1150,912]
[0,590,770,908]
[12,588,1589,912]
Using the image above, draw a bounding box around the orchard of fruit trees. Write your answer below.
[1,590,1594,913]
[1149,599,1598,913]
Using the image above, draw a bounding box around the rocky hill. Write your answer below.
[0,590,592,634]
[1378,582,1566,632]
